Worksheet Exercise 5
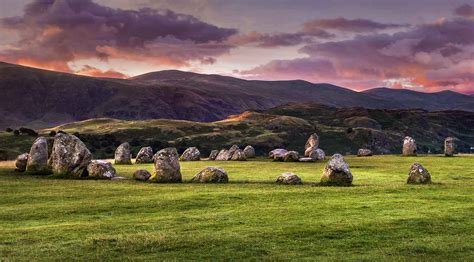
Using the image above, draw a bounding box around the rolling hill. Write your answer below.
[1,61,474,129]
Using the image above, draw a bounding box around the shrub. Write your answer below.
[49,130,57,137]
[13,130,20,136]
[346,127,353,134]
[5,128,13,132]
[19,127,38,137]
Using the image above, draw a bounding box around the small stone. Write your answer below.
[357,149,372,157]
[15,153,29,172]
[215,149,229,161]
[87,160,117,179]
[231,149,247,161]
[243,145,256,158]
[115,142,132,165]
[208,150,219,160]
[149,147,182,183]
[111,176,127,180]
[133,169,152,181]
[227,145,240,160]
[407,163,431,184]
[283,151,299,162]
[269,149,288,161]
[179,147,201,161]
[402,136,417,156]
[298,157,316,162]
[192,167,228,183]
[444,137,455,156]
[308,148,325,160]
[320,154,353,186]
[135,147,154,164]
[276,172,302,185]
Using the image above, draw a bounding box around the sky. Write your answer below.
[0,0,474,94]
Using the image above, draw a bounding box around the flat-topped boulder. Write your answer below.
[87,160,116,179]
[407,163,431,184]
[26,137,49,174]
[357,149,372,157]
[149,147,182,183]
[320,154,353,186]
[269,149,288,161]
[276,172,302,185]
[192,167,228,183]
[298,157,316,162]
[180,147,201,161]
[444,137,455,156]
[304,133,319,154]
[135,147,154,164]
[50,133,92,178]
[15,153,29,172]
[115,142,132,165]
[208,150,219,160]
[133,169,152,181]
[243,145,255,158]
[283,151,299,162]
[402,136,417,156]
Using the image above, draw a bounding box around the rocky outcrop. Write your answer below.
[115,142,132,165]
[444,137,455,156]
[231,149,247,161]
[15,153,29,172]
[276,172,302,185]
[243,145,255,158]
[133,169,152,181]
[50,133,92,178]
[407,163,431,184]
[269,149,288,161]
[149,147,182,183]
[87,160,116,179]
[320,154,353,186]
[283,151,299,162]
[135,147,154,164]
[304,133,319,153]
[208,150,219,160]
[179,147,201,161]
[357,149,372,157]
[26,137,50,174]
[402,136,417,156]
[191,167,228,183]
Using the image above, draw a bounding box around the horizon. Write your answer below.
[1,0,474,94]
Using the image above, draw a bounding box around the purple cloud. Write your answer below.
[454,4,474,18]
[303,17,408,33]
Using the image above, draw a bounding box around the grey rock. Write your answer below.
[115,142,132,165]
[283,151,299,162]
[87,160,116,179]
[298,157,316,162]
[320,154,353,186]
[304,133,319,154]
[227,145,240,160]
[407,163,431,184]
[231,149,247,161]
[50,133,92,177]
[308,147,325,160]
[276,172,302,185]
[149,147,182,183]
[402,136,417,156]
[357,149,372,157]
[192,167,228,183]
[243,145,256,158]
[179,147,201,161]
[444,137,455,156]
[135,147,154,164]
[269,149,288,161]
[15,153,29,172]
[215,149,229,161]
[133,169,152,181]
[208,150,219,160]
[26,137,50,174]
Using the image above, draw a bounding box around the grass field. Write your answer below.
[1,155,473,260]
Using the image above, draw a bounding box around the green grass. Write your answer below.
[1,155,473,260]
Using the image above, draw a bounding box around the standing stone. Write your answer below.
[15,153,29,172]
[87,160,116,179]
[276,172,302,185]
[269,149,288,161]
[133,169,152,181]
[309,148,325,160]
[402,136,417,156]
[320,154,353,186]
[407,163,431,184]
[192,167,228,183]
[208,150,219,160]
[149,147,182,183]
[115,142,132,165]
[50,133,92,177]
[26,137,49,174]
[135,147,154,164]
[179,147,201,161]
[357,149,372,157]
[283,151,299,162]
[215,149,229,161]
[304,133,319,153]
[444,137,455,156]
[231,149,247,161]
[243,145,256,158]
[227,145,240,160]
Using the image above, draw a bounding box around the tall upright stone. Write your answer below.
[444,137,455,156]
[115,142,132,165]
[402,136,417,156]
[304,133,319,153]
[26,137,49,174]
[50,133,92,177]
[149,147,182,183]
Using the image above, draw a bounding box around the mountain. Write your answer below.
[1,62,474,129]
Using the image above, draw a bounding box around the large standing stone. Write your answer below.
[87,160,116,179]
[15,153,29,172]
[215,149,229,161]
[243,145,256,158]
[357,149,372,157]
[149,147,182,183]
[26,137,50,174]
[179,147,201,161]
[304,133,319,153]
[308,147,325,160]
[133,169,152,181]
[444,137,455,156]
[320,154,353,186]
[191,167,228,183]
[276,172,302,185]
[135,147,154,164]
[208,150,219,160]
[402,136,417,156]
[283,151,299,162]
[50,133,92,177]
[231,149,247,161]
[269,149,288,161]
[115,142,132,165]
[407,163,431,184]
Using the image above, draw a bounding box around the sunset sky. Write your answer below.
[1,0,474,94]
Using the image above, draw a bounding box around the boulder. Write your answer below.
[444,137,455,156]
[135,147,154,164]
[227,145,240,160]
[208,150,219,160]
[276,172,302,185]
[179,147,201,161]
[402,136,417,156]
[215,149,229,161]
[298,157,316,162]
[407,163,431,184]
[308,147,325,160]
[15,153,29,172]
[87,160,116,179]
[133,169,152,181]
[269,149,288,161]
[26,137,50,174]
[243,145,256,158]
[320,154,353,186]
[283,151,299,162]
[191,167,228,183]
[115,142,132,165]
[357,149,372,157]
[304,133,319,153]
[231,149,247,161]
[50,133,92,177]
[149,147,182,183]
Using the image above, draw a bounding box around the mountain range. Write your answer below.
[1,61,473,129]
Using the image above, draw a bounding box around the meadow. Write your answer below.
[1,155,473,260]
